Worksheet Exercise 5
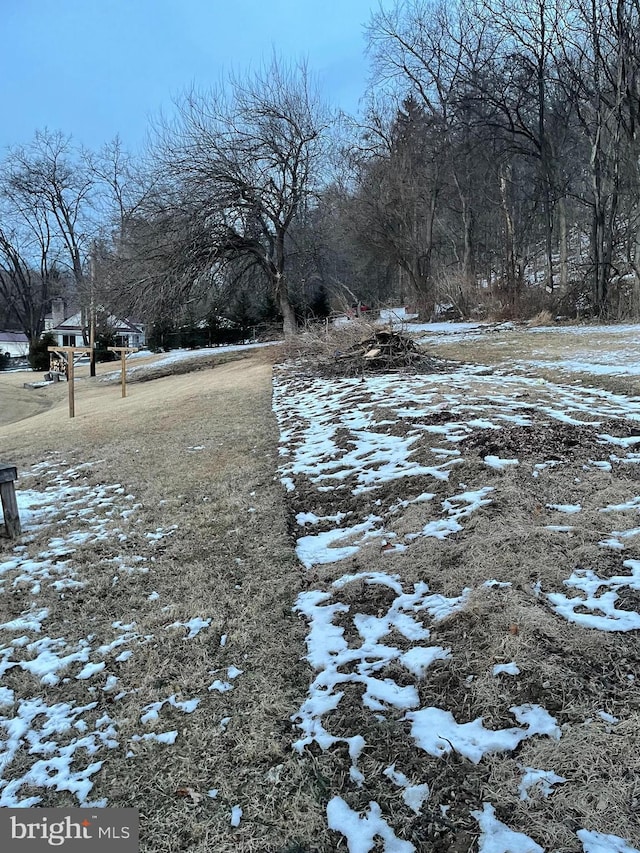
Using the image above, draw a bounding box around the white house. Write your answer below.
[0,331,29,359]
[44,299,145,349]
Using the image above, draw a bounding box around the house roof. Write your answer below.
[0,331,29,343]
[50,313,143,334]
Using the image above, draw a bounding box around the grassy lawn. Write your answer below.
[0,347,329,852]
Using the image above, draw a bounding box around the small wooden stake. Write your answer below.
[0,464,20,538]
[0,482,20,537]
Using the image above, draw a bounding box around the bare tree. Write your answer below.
[83,137,165,330]
[88,136,157,245]
[366,0,494,308]
[150,58,331,337]
[343,95,448,316]
[555,0,637,314]
[0,137,71,342]
[3,131,94,295]
[608,0,640,313]
[471,0,568,293]
[0,223,53,343]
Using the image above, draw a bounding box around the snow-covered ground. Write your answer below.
[519,325,640,377]
[273,360,640,852]
[126,340,278,364]
[520,351,640,377]
[527,324,640,336]
[405,318,640,378]
[100,340,280,381]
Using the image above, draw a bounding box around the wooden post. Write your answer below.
[68,354,75,417]
[48,346,92,418]
[0,464,20,538]
[121,350,126,397]
[108,347,138,398]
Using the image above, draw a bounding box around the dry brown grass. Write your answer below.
[527,310,554,326]
[0,376,57,426]
[0,346,334,853]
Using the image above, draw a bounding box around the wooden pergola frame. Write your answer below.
[48,346,92,418]
[48,345,139,417]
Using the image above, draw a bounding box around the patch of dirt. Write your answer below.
[615,588,640,614]
[460,419,611,462]
[276,343,640,851]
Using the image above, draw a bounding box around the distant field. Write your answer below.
[0,342,271,429]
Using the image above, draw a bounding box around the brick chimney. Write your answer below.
[51,297,66,328]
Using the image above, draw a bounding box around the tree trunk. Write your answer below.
[590,141,620,317]
[274,271,297,338]
[633,224,640,318]
[279,293,297,338]
[413,277,436,320]
[453,170,475,287]
[558,196,568,291]
[540,140,554,296]
[272,228,297,338]
[499,166,518,312]
[543,182,554,294]
[591,197,607,313]
[462,204,475,287]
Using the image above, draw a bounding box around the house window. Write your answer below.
[62,335,76,347]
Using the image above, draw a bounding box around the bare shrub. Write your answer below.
[281,317,381,362]
[435,273,475,319]
[527,309,554,326]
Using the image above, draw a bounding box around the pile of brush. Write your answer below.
[331,330,427,375]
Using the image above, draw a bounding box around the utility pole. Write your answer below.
[89,241,96,377]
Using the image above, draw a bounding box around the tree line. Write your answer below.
[2,0,640,345]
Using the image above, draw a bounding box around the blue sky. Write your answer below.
[2,0,390,153]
